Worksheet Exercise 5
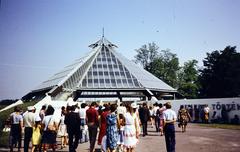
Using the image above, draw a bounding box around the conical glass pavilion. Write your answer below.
[22,37,177,101]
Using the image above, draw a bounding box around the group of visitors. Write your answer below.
[8,102,143,152]
[8,101,182,152]
[8,105,57,152]
[87,102,140,152]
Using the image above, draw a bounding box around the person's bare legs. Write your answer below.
[64,136,68,147]
[61,136,64,148]
[131,147,135,152]
[160,127,163,136]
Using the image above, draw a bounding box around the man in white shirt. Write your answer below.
[23,106,36,152]
[163,102,177,152]
[152,103,159,132]
[79,103,88,143]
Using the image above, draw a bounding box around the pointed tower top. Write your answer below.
[102,28,105,38]
[89,30,118,49]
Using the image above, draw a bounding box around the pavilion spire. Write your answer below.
[102,27,105,38]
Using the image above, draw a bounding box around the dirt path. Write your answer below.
[135,123,240,152]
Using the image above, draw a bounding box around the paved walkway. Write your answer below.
[2,123,240,152]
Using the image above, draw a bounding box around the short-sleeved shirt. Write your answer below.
[163,109,177,121]
[23,112,35,127]
[10,112,23,124]
[79,108,86,119]
[153,106,159,116]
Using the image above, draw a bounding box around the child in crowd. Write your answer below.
[117,114,125,152]
[32,116,42,152]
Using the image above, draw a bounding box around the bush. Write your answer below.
[0,131,10,147]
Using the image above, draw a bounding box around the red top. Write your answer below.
[98,111,110,144]
[86,107,99,124]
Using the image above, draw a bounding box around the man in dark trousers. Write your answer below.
[163,102,177,152]
[23,106,35,152]
[86,102,99,152]
[139,102,150,136]
[65,105,81,152]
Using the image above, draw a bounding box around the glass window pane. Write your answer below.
[133,79,139,87]
[128,79,133,86]
[110,72,114,76]
[111,79,116,86]
[98,64,102,68]
[103,64,107,69]
[82,78,87,87]
[100,79,104,84]
[93,71,97,75]
[112,58,117,64]
[122,79,127,84]
[105,79,110,83]
[119,65,123,71]
[117,79,121,84]
[88,79,92,83]
[108,64,113,69]
[126,72,131,78]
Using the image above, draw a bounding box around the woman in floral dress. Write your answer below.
[106,104,118,152]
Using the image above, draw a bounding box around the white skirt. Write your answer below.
[58,124,68,136]
[123,125,138,148]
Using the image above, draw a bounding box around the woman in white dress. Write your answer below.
[123,104,139,152]
[58,106,68,149]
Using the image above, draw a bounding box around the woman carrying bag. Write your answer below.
[41,105,59,152]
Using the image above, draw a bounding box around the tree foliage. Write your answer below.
[151,50,180,88]
[134,42,159,72]
[199,46,240,98]
[135,43,180,88]
[177,60,199,98]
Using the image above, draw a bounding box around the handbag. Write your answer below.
[47,116,57,132]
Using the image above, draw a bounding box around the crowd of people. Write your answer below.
[7,101,185,152]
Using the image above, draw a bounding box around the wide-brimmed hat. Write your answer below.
[131,102,138,108]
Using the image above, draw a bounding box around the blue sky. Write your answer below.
[0,0,240,100]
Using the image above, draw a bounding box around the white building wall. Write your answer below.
[158,98,240,123]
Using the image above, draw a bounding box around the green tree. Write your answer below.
[177,60,199,98]
[134,42,159,72]
[155,50,180,88]
[199,46,240,98]
[135,43,180,88]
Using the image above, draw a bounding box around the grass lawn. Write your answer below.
[198,123,240,130]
